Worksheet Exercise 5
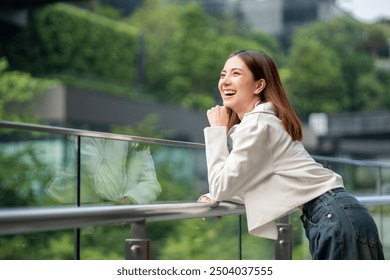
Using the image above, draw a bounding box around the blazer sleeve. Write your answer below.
[204,114,274,202]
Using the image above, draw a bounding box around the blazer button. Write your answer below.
[327,213,332,218]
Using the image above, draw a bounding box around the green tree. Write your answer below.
[286,17,389,116]
[356,71,389,111]
[0,57,59,123]
[126,0,283,110]
[285,39,348,115]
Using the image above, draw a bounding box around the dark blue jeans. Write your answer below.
[300,188,385,260]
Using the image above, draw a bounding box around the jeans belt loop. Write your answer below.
[328,188,335,196]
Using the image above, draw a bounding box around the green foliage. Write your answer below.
[155,215,276,260]
[44,233,75,259]
[46,73,150,101]
[356,70,390,110]
[0,150,33,207]
[2,1,284,111]
[111,114,171,139]
[246,30,285,64]
[286,17,390,116]
[92,1,123,20]
[126,0,283,110]
[3,3,138,86]
[157,217,239,259]
[181,93,216,111]
[0,57,59,123]
[285,39,348,115]
[78,225,129,260]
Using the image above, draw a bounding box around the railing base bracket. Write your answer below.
[125,239,150,260]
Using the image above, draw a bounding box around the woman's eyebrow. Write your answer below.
[221,67,243,72]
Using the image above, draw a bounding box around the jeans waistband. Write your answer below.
[302,187,345,214]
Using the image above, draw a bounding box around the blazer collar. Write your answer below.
[250,101,275,116]
[227,102,275,136]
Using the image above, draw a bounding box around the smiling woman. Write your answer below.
[198,49,385,260]
[218,56,266,120]
[216,50,302,140]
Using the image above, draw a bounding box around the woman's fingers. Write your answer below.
[198,196,212,203]
[207,105,229,127]
[198,195,222,221]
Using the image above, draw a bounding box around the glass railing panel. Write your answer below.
[0,127,77,259]
[137,216,241,260]
[239,215,275,260]
[314,157,390,195]
[75,217,243,260]
[338,165,390,195]
[78,224,132,260]
[32,134,209,206]
[76,137,163,205]
[0,125,224,259]
[70,136,242,260]
[148,143,208,203]
[0,230,75,260]
[0,125,209,207]
[0,128,73,207]
[44,135,77,206]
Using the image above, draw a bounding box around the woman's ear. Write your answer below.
[255,79,266,94]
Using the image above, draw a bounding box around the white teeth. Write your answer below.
[224,90,236,96]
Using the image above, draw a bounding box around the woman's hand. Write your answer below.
[207,105,229,127]
[197,194,221,221]
[197,194,213,203]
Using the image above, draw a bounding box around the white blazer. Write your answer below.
[203,102,343,240]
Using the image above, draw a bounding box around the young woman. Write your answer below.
[198,50,384,260]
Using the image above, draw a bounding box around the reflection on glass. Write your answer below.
[46,137,161,205]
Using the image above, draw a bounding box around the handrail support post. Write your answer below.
[125,220,150,260]
[275,215,292,260]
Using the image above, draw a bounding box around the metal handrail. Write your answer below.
[355,195,390,205]
[1,196,389,236]
[0,120,205,148]
[313,155,390,168]
[0,201,245,235]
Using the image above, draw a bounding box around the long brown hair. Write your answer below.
[225,50,302,141]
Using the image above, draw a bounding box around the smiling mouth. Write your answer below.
[223,90,236,96]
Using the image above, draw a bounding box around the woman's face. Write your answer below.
[218,55,262,119]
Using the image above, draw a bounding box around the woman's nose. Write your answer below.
[221,75,231,85]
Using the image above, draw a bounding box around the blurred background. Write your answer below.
[0,0,390,260]
[1,0,389,158]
